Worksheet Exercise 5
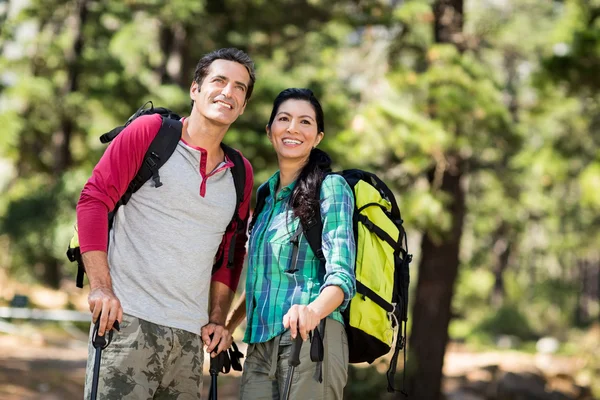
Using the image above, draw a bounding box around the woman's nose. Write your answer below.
[286,120,299,133]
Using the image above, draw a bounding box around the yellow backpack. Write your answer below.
[252,169,412,392]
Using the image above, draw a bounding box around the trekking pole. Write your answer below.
[209,355,219,400]
[282,335,303,400]
[90,315,119,400]
[207,334,244,400]
[208,334,223,400]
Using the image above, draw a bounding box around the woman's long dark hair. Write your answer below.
[267,88,332,227]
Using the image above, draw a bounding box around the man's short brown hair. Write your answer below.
[193,48,256,103]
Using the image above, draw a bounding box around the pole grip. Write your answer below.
[289,335,303,368]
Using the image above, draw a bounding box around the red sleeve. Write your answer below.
[76,114,163,253]
[211,154,254,291]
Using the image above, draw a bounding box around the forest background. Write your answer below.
[0,0,599,399]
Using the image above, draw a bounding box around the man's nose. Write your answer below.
[222,83,234,98]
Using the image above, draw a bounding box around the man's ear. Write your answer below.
[190,81,199,99]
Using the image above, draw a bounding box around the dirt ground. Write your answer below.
[0,333,244,400]
[0,331,594,400]
[1,274,596,399]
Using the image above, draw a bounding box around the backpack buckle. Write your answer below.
[386,303,399,344]
[145,154,163,188]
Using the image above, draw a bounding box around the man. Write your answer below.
[77,48,255,399]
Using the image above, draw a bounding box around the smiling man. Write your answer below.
[76,48,255,399]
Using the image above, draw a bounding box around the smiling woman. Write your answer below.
[227,88,357,400]
[267,98,324,171]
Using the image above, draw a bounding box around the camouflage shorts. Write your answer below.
[84,314,204,400]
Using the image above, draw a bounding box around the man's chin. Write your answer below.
[206,113,238,127]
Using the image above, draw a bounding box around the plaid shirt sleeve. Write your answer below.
[319,174,356,311]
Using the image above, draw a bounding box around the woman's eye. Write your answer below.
[301,120,311,125]
[279,117,289,121]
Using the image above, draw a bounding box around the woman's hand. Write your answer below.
[283,304,321,341]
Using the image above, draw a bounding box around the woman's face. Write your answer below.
[267,99,324,163]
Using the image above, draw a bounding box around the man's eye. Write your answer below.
[236,85,246,92]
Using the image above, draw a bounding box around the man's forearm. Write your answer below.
[82,250,112,290]
[208,281,235,325]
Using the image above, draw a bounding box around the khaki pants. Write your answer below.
[240,319,348,400]
[84,314,204,399]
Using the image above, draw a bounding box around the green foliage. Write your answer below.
[0,0,597,374]
[476,304,537,341]
[542,0,600,94]
[0,176,77,284]
[453,268,495,314]
[0,2,598,399]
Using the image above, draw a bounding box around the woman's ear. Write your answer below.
[314,131,324,148]
[266,125,273,143]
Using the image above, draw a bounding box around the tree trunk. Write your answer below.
[158,25,175,84]
[575,258,599,326]
[590,258,599,322]
[157,23,189,86]
[52,0,88,175]
[597,258,600,323]
[406,155,466,400]
[45,0,88,287]
[403,2,465,399]
[42,258,62,290]
[575,259,589,326]
[433,0,465,50]
[0,0,10,57]
[491,236,512,308]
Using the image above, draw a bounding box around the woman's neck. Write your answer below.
[277,158,307,191]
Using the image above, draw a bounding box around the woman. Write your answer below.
[226,88,356,399]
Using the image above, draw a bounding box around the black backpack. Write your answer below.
[67,101,247,288]
[250,169,411,393]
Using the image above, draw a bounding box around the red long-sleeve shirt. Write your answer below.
[76,114,253,292]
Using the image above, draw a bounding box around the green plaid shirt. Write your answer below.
[244,172,356,344]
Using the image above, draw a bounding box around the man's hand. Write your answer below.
[88,286,123,337]
[283,304,320,342]
[201,322,232,358]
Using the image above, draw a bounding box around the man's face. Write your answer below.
[190,59,250,127]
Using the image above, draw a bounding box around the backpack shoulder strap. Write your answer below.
[303,216,325,263]
[108,116,181,231]
[221,144,246,214]
[122,117,182,205]
[249,183,270,234]
[302,173,338,264]
[219,143,247,270]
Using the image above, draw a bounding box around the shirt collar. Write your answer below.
[267,171,297,201]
